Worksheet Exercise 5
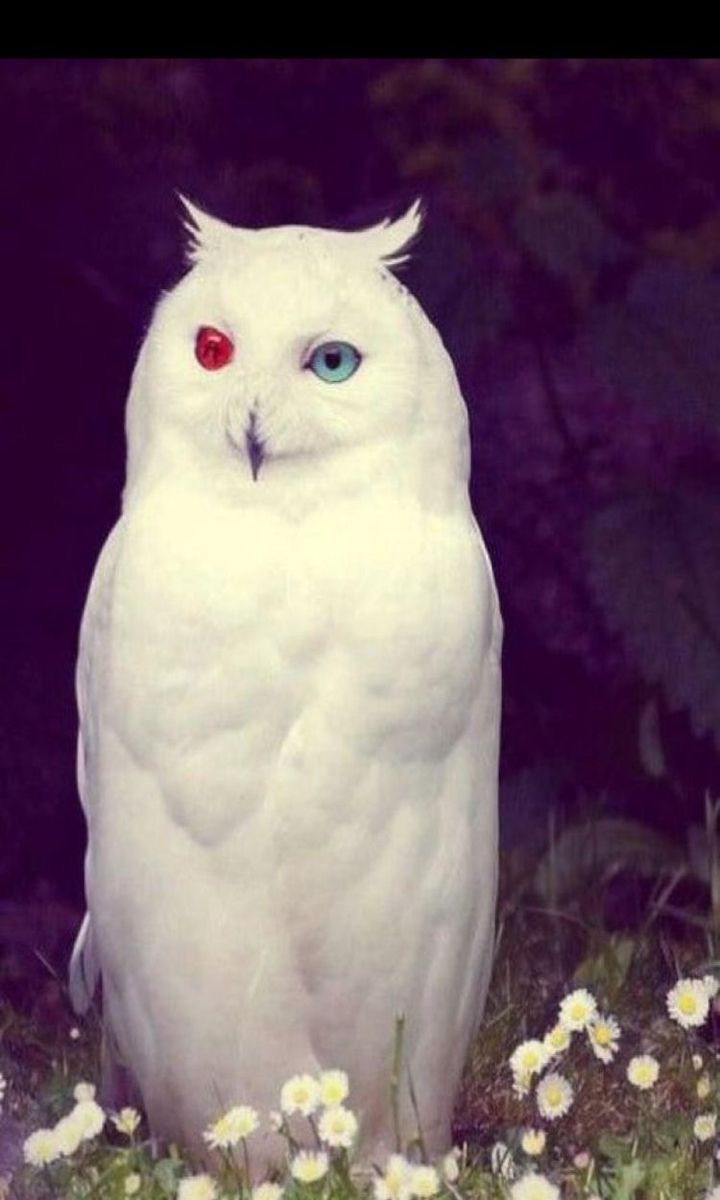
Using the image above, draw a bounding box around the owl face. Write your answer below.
[128,201,435,488]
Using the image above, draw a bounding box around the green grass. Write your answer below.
[3,799,720,1199]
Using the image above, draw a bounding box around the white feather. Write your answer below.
[176,192,424,270]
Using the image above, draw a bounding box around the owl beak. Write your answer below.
[245,412,265,481]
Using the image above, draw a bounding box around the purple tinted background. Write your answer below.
[1,59,719,908]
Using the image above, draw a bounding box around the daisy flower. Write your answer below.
[409,1165,440,1198]
[52,1114,84,1157]
[536,1073,574,1120]
[124,1176,142,1197]
[252,1185,284,1200]
[112,1107,141,1136]
[23,1128,60,1166]
[558,988,597,1032]
[626,1055,659,1090]
[318,1069,349,1106]
[698,1073,711,1100]
[694,1113,717,1141]
[510,1039,551,1076]
[510,1040,551,1095]
[281,1074,321,1117]
[693,1053,704,1071]
[374,1154,413,1200]
[521,1129,546,1156]
[177,1175,218,1200]
[73,1081,97,1102]
[318,1104,358,1148]
[543,1024,571,1057]
[291,1150,329,1183]
[510,1171,560,1200]
[71,1099,106,1141]
[667,978,710,1029]
[203,1104,259,1149]
[587,1014,621,1063]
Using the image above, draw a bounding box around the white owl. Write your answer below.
[69,196,502,1174]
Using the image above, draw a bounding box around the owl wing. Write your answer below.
[69,519,124,1014]
[472,516,503,673]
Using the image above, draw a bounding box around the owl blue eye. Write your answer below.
[307,341,361,383]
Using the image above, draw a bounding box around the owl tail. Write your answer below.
[100,1020,143,1112]
[69,911,143,1110]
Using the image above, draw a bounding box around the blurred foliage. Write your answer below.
[1,59,720,898]
[368,57,720,818]
[587,485,720,750]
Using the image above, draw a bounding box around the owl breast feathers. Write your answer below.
[69,195,502,1176]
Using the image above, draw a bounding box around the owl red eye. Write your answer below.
[195,326,234,370]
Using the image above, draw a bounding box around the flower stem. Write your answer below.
[391,1013,406,1154]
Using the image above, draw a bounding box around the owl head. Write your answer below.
[123,196,469,508]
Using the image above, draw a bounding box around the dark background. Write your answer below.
[2,58,720,917]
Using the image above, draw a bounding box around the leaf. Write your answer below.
[651,1114,690,1154]
[589,261,720,429]
[597,1135,648,1199]
[534,817,684,903]
[573,933,637,999]
[586,485,720,750]
[611,1157,648,1200]
[153,1157,183,1195]
[515,190,628,278]
[598,1131,633,1161]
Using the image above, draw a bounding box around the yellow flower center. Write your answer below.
[594,1025,612,1045]
[546,1085,562,1106]
[678,993,698,1015]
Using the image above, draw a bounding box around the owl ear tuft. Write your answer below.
[356,197,425,269]
[176,192,238,265]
